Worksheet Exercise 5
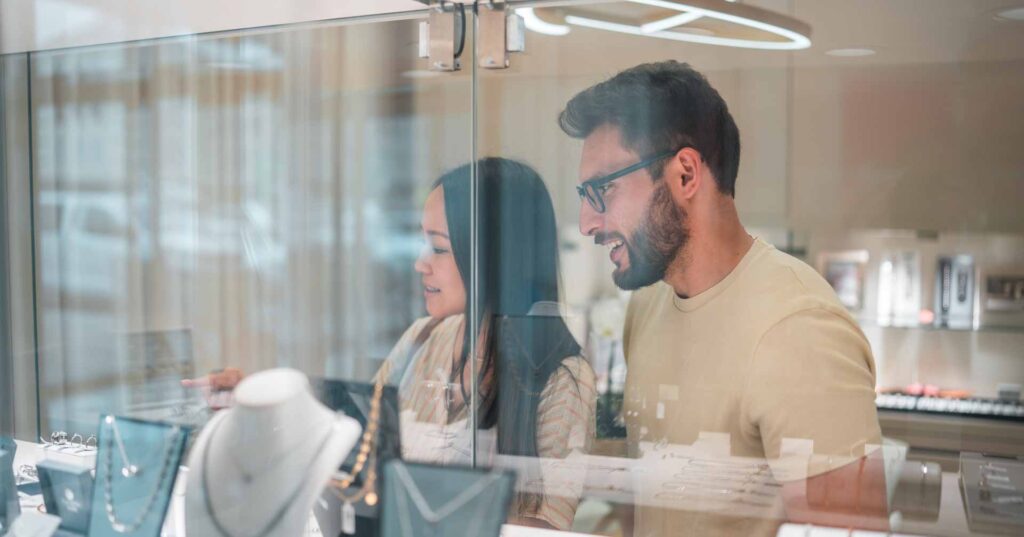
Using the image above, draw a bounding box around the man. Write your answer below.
[559,61,887,535]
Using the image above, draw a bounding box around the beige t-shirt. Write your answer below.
[623,237,882,536]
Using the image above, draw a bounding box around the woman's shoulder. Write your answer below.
[543,354,597,399]
[558,354,594,378]
[401,314,462,342]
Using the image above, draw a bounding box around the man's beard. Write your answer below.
[613,184,688,290]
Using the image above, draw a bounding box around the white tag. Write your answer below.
[656,402,665,420]
[341,501,356,535]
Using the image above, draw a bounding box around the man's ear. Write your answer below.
[664,147,702,206]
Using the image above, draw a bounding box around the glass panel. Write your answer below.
[0,54,27,436]
[1,52,36,439]
[28,17,474,440]
[476,1,1024,535]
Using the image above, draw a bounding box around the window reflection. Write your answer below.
[28,20,463,435]
[380,159,597,530]
[4,1,1023,536]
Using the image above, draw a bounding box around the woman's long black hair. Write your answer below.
[434,158,583,463]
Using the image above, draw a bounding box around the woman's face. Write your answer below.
[416,187,467,319]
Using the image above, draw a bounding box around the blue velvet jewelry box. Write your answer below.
[37,459,94,536]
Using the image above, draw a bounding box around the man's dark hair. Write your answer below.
[558,60,741,197]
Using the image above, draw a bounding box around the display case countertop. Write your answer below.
[10,440,600,537]
[8,440,1014,537]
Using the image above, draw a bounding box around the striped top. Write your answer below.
[382,314,597,530]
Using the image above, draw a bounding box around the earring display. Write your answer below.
[87,416,188,537]
[313,369,402,537]
[37,459,95,536]
[1,437,21,534]
[380,461,515,537]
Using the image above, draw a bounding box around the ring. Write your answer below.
[17,464,37,483]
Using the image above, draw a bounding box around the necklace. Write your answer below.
[227,424,327,485]
[391,462,506,537]
[201,413,336,537]
[101,417,183,534]
[328,362,390,534]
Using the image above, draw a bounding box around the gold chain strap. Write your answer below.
[329,362,391,506]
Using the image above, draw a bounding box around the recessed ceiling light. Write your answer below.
[994,6,1024,21]
[826,48,876,57]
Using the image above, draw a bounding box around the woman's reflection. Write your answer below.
[382,158,596,529]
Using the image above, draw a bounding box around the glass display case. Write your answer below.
[2,1,1024,536]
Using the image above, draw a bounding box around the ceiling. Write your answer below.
[16,1,1024,90]
[502,0,1024,77]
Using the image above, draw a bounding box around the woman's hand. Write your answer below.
[181,368,245,409]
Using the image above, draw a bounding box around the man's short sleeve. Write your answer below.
[743,307,882,480]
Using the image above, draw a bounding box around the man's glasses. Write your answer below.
[576,147,686,214]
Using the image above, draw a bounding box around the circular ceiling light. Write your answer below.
[825,48,876,57]
[994,6,1024,21]
[517,7,571,36]
[677,27,716,37]
[555,0,811,50]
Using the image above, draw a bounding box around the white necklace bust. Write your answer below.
[185,368,361,537]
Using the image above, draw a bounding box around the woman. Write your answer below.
[386,158,596,529]
[188,158,596,530]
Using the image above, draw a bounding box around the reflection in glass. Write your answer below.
[476,2,1024,534]
[28,19,470,436]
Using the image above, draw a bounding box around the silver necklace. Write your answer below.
[102,416,183,533]
[201,414,336,537]
[391,462,505,537]
[226,422,327,485]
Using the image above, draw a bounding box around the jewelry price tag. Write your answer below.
[341,501,355,534]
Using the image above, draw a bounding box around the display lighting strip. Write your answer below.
[541,0,811,51]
